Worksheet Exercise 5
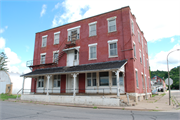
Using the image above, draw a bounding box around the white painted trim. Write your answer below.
[141,72,143,75]
[40,53,46,55]
[88,43,97,47]
[53,50,59,53]
[42,35,48,38]
[145,74,146,77]
[63,46,80,52]
[54,31,60,34]
[67,26,81,31]
[135,68,138,71]
[107,16,117,21]
[107,39,118,43]
[139,49,141,52]
[133,41,135,45]
[88,21,97,25]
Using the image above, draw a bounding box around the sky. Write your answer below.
[0,0,180,75]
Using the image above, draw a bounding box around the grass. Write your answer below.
[160,93,166,97]
[93,106,97,109]
[151,109,159,111]
[0,93,20,101]
[152,94,157,97]
[155,100,157,102]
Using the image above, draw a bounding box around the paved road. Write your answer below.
[0,101,179,120]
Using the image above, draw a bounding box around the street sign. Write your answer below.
[165,78,173,85]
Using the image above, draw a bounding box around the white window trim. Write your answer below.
[86,73,97,87]
[42,35,48,47]
[107,16,117,33]
[141,72,143,75]
[89,43,97,60]
[53,75,61,88]
[54,32,60,45]
[42,35,48,38]
[40,53,46,56]
[135,68,138,71]
[133,41,136,58]
[131,19,134,34]
[108,39,118,58]
[54,31,60,34]
[53,50,59,62]
[135,69,139,88]
[88,21,97,25]
[67,26,81,31]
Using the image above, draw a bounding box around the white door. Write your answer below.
[66,75,79,93]
[67,50,74,66]
[0,82,6,94]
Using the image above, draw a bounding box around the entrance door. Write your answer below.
[66,75,79,93]
[67,50,74,66]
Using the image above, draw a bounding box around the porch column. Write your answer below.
[113,70,120,97]
[46,75,51,96]
[72,73,79,97]
[21,77,26,95]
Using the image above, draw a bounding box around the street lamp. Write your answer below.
[167,49,180,105]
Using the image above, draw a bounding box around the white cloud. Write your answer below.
[21,62,26,67]
[0,37,5,49]
[4,48,21,65]
[40,4,47,17]
[53,2,61,10]
[5,26,8,29]
[171,38,175,43]
[52,0,180,42]
[150,43,180,71]
[0,29,4,34]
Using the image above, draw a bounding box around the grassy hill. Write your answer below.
[151,66,180,89]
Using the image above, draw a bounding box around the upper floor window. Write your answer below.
[139,50,142,63]
[131,19,134,34]
[67,26,80,41]
[40,53,46,64]
[108,39,118,57]
[38,76,44,87]
[143,54,145,67]
[53,75,61,87]
[89,21,97,37]
[87,73,96,86]
[141,36,144,48]
[142,74,144,88]
[54,31,60,44]
[138,31,140,43]
[88,43,97,60]
[42,35,47,47]
[53,50,59,63]
[107,16,117,33]
[133,41,136,58]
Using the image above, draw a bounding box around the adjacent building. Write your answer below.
[22,6,151,102]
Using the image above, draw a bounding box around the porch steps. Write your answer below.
[119,95,137,106]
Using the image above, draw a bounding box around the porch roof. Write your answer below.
[21,60,127,77]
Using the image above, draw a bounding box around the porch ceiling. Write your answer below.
[21,60,127,77]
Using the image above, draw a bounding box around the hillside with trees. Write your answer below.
[151,66,180,89]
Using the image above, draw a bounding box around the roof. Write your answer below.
[36,6,130,34]
[21,60,127,77]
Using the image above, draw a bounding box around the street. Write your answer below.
[0,100,179,120]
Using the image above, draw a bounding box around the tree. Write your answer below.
[0,52,9,72]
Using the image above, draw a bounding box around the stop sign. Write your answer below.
[165,78,173,85]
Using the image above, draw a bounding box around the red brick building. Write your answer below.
[22,6,151,102]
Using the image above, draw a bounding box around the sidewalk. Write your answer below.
[6,91,180,112]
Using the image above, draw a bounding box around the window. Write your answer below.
[135,69,139,87]
[38,76,44,87]
[42,35,47,47]
[107,16,117,32]
[112,72,117,86]
[53,51,59,63]
[133,42,136,58]
[143,54,145,67]
[74,50,78,60]
[53,75,61,87]
[99,72,109,86]
[87,73,96,86]
[139,50,142,63]
[88,43,97,60]
[131,19,134,34]
[67,26,80,41]
[89,21,97,36]
[138,31,140,43]
[54,31,60,44]
[40,53,46,64]
[108,39,118,57]
[142,74,144,88]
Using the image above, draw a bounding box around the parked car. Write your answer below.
[152,89,158,95]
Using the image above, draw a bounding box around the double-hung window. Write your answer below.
[42,35,47,47]
[38,76,44,87]
[87,73,96,86]
[133,41,136,58]
[88,43,97,60]
[108,39,118,57]
[40,53,46,64]
[135,69,139,87]
[53,50,59,63]
[139,50,142,63]
[53,75,61,87]
[107,16,117,33]
[131,19,134,34]
[67,26,80,41]
[89,21,97,36]
[54,31,60,44]
[99,72,109,86]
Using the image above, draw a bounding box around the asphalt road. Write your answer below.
[0,101,179,120]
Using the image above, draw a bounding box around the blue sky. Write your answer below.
[0,0,180,74]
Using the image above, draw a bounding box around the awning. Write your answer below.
[21,60,127,77]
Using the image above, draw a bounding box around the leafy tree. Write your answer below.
[0,52,9,72]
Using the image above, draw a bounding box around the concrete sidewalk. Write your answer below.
[6,91,180,112]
